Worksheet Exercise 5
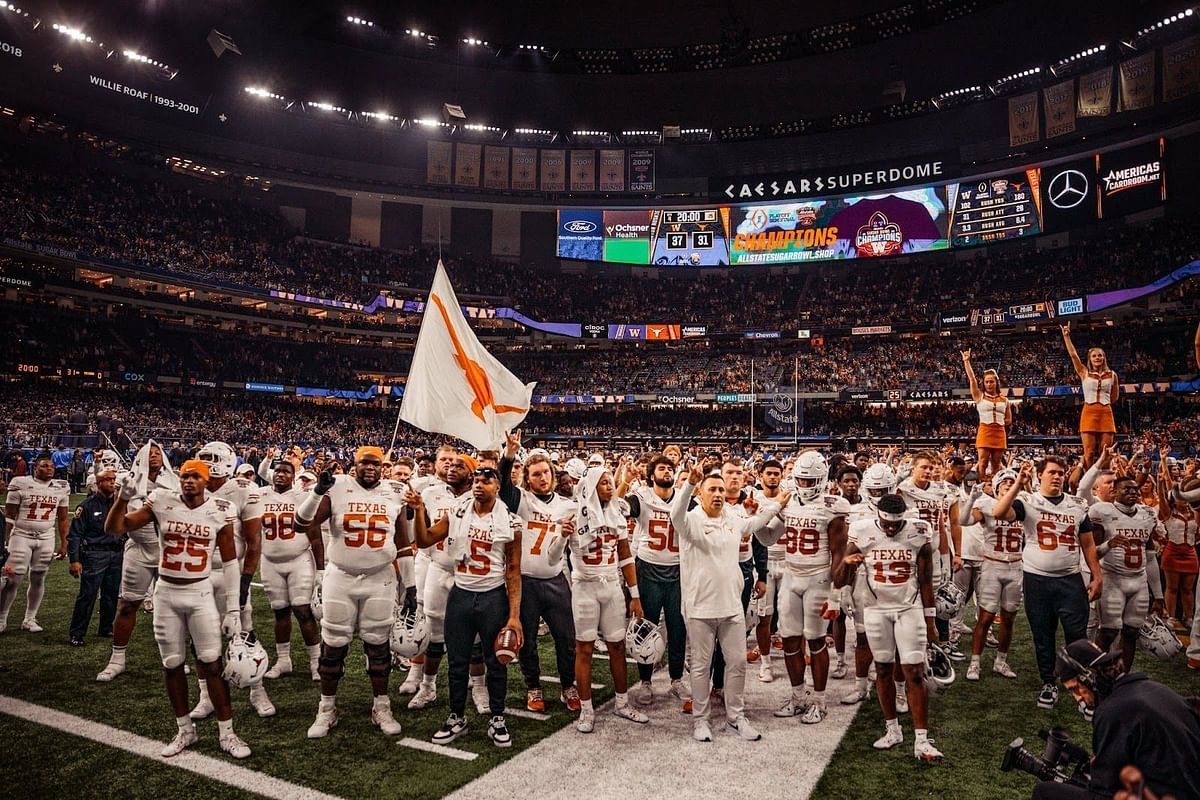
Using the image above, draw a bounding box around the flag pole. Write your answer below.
[750,358,755,445]
[388,401,404,455]
[793,356,799,445]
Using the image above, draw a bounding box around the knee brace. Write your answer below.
[318,643,350,682]
[364,641,391,679]
[426,640,446,659]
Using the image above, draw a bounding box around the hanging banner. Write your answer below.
[1118,52,1156,112]
[540,149,566,192]
[1163,35,1200,102]
[598,149,625,192]
[427,140,452,185]
[483,145,510,190]
[1043,79,1076,139]
[1078,66,1113,117]
[1008,92,1040,147]
[570,150,596,192]
[511,147,538,191]
[629,148,656,192]
[454,143,482,187]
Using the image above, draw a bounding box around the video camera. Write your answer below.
[1001,728,1091,788]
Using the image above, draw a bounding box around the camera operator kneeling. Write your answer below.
[1031,639,1200,800]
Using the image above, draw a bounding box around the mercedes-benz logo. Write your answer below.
[1048,169,1088,210]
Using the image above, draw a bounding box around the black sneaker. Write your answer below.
[1037,683,1058,709]
[946,645,966,662]
[432,713,468,745]
[69,638,85,647]
[488,715,511,748]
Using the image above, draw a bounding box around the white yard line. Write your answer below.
[0,695,345,800]
[502,708,550,722]
[397,737,478,761]
[538,675,605,689]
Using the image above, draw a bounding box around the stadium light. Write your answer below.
[52,22,93,43]
[361,110,399,121]
[346,16,375,27]
[1136,7,1194,36]
[0,1,30,16]
[413,117,450,127]
[244,86,285,100]
[1050,43,1107,75]
[309,101,348,113]
[462,37,489,46]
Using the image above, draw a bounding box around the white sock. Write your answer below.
[197,679,210,702]
[915,728,928,744]
[319,693,336,710]
[469,675,483,688]
[996,651,1007,665]
[970,655,981,667]
[306,643,320,664]
[761,654,771,666]
[373,695,390,708]
[581,698,593,713]
[886,717,901,733]
[792,685,808,701]
[25,572,46,619]
[856,677,868,692]
[813,691,825,706]
[895,680,906,695]
[217,718,234,737]
[176,715,191,732]
[276,643,290,659]
[111,646,127,665]
[421,674,436,688]
[615,691,627,706]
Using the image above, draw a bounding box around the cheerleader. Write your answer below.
[1158,452,1197,632]
[1060,322,1118,468]
[961,349,1009,487]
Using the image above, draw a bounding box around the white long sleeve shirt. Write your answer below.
[670,484,780,619]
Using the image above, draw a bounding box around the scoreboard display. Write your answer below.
[649,208,731,266]
[975,300,1055,326]
[949,169,1042,247]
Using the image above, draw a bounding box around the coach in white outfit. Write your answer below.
[671,462,787,743]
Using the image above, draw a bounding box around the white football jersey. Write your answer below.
[629,486,680,567]
[209,476,263,567]
[1014,492,1092,577]
[514,488,576,579]
[974,494,1025,564]
[954,484,985,560]
[897,478,952,554]
[7,476,70,537]
[1088,502,1159,577]
[774,494,851,576]
[753,489,790,562]
[447,498,518,592]
[571,500,630,580]
[259,486,310,562]
[422,482,467,571]
[326,475,408,574]
[850,517,933,611]
[144,488,237,581]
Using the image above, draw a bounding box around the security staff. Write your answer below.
[1032,639,1200,800]
[68,469,125,646]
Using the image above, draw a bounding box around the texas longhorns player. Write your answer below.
[297,446,415,739]
[104,460,251,759]
[1,454,70,633]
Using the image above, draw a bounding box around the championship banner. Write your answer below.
[454,143,481,187]
[483,146,510,190]
[570,150,596,192]
[629,149,655,192]
[1043,79,1076,139]
[1118,52,1156,112]
[1163,35,1200,102]
[599,149,625,192]
[540,149,566,192]
[511,147,538,191]
[427,140,452,185]
[1078,67,1113,117]
[1008,92,1040,147]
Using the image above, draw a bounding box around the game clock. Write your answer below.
[649,208,731,266]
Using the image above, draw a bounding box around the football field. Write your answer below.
[1,495,1196,799]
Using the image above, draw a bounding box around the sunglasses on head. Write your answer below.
[473,468,499,480]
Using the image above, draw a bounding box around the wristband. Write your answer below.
[923,607,936,618]
[618,556,635,568]
[628,585,640,599]
[295,490,323,525]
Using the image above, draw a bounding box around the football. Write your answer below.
[494,627,520,665]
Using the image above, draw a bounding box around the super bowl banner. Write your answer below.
[1077,67,1113,117]
[598,149,625,192]
[1043,79,1076,139]
[540,149,566,192]
[570,150,596,192]
[1162,35,1200,102]
[629,149,655,192]
[426,141,452,185]
[511,148,538,191]
[454,143,481,187]
[483,146,510,190]
[1008,92,1040,147]
[1118,52,1156,112]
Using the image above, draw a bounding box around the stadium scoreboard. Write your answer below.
[649,208,731,266]
[949,169,1042,246]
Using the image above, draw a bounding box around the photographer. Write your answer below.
[1031,639,1200,800]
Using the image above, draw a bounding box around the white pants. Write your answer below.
[153,580,222,669]
[686,615,745,723]
[755,561,784,617]
[865,606,927,665]
[1099,569,1149,630]
[571,577,626,642]
[320,564,396,647]
[1187,577,1200,661]
[977,559,1023,615]
[6,533,54,575]
[422,563,455,642]
[777,571,830,640]
[120,542,158,603]
[261,552,316,611]
[413,550,431,611]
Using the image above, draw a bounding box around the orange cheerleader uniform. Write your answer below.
[1079,370,1116,434]
[1162,512,1199,575]
[974,394,1008,450]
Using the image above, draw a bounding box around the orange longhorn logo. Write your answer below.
[430,292,527,423]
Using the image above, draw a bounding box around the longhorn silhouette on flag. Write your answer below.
[399,262,535,450]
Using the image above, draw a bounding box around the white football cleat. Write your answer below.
[249,684,276,717]
[396,671,421,695]
[576,709,595,734]
[993,661,1017,679]
[96,661,126,682]
[831,660,847,679]
[758,661,774,683]
[160,725,198,758]
[613,703,649,724]
[841,686,869,705]
[20,619,43,633]
[800,703,827,725]
[668,679,691,702]
[692,720,712,742]
[371,698,403,736]
[873,727,904,750]
[471,681,490,715]
[774,691,812,717]
[914,738,944,763]
[408,683,438,710]
[634,680,654,706]
[219,732,252,760]
[189,696,214,721]
[966,662,981,681]
[264,658,292,680]
[307,705,339,739]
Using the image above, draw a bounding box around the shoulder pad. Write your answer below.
[823,494,852,514]
[213,498,231,511]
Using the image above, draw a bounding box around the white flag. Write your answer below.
[399,262,535,450]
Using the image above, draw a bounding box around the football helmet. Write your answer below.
[390,607,431,659]
[310,582,323,623]
[926,642,955,693]
[222,632,269,688]
[991,468,1019,495]
[861,463,898,509]
[792,452,829,503]
[196,441,237,479]
[94,449,123,474]
[1137,615,1183,661]
[625,618,666,665]
[564,458,588,482]
[935,580,965,621]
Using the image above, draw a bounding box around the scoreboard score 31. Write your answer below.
[649,208,732,266]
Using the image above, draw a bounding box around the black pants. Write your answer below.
[69,549,123,641]
[518,572,575,690]
[713,560,754,690]
[1023,571,1089,685]
[636,560,687,683]
[1031,781,1107,800]
[445,585,509,717]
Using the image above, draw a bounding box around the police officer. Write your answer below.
[68,469,124,646]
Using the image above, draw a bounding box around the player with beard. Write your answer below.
[499,433,581,713]
[105,460,250,759]
[829,465,866,680]
[298,447,415,739]
[1,455,70,633]
[962,470,1024,681]
[751,459,786,683]
[898,452,957,648]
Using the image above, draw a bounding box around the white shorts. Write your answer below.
[849,573,872,635]
[977,559,1023,615]
[320,564,396,647]
[572,577,626,643]
[119,546,159,603]
[152,580,222,669]
[422,564,455,643]
[6,533,54,576]
[865,606,927,665]
[261,552,316,611]
[414,550,431,610]
[777,571,830,640]
[1099,569,1149,630]
[755,561,784,617]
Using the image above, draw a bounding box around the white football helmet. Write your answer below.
[196,441,236,479]
[1138,615,1183,660]
[94,449,123,474]
[390,607,431,659]
[935,581,966,621]
[926,642,955,693]
[792,452,828,503]
[991,468,1019,495]
[861,463,898,509]
[310,582,323,623]
[564,458,588,482]
[222,632,269,688]
[626,617,666,665]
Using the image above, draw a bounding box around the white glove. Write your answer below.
[311,571,324,606]
[222,609,242,638]
[118,472,140,502]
